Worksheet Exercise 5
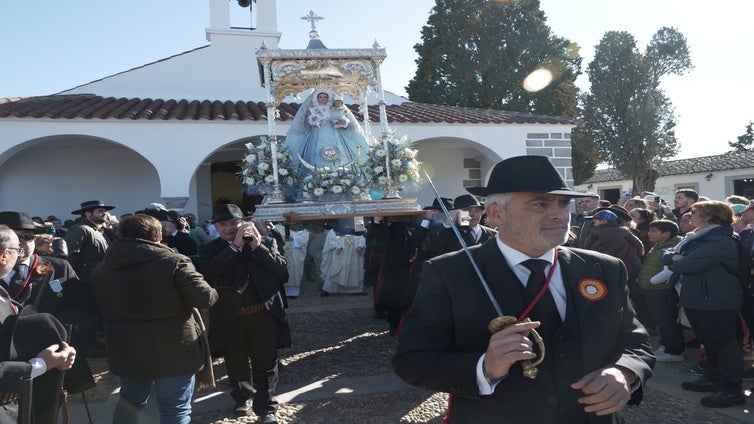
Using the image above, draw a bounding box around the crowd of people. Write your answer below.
[0,155,752,422]
[566,187,753,409]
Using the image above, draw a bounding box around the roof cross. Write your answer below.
[301,10,324,31]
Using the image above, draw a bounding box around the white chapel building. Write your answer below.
[0,0,578,222]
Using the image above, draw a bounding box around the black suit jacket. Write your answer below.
[164,232,198,257]
[196,237,291,350]
[393,240,654,423]
[3,255,85,323]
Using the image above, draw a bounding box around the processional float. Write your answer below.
[247,11,423,225]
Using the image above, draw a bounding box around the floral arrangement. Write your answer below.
[239,137,296,196]
[299,166,371,202]
[362,132,423,196]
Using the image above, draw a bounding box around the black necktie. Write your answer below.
[521,259,561,331]
[7,265,26,298]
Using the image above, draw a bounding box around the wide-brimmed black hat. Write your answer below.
[209,204,246,222]
[422,197,454,211]
[453,194,483,210]
[466,155,584,198]
[6,307,67,362]
[71,200,115,215]
[0,211,47,234]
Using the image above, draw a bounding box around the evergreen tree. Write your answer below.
[407,0,580,117]
[580,27,691,194]
[729,121,754,151]
[570,126,600,185]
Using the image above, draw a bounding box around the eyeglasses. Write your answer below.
[3,247,24,255]
[16,234,36,242]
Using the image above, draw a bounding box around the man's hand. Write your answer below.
[233,221,261,250]
[37,342,76,371]
[483,320,540,379]
[571,366,634,416]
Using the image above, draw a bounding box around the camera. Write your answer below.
[241,222,255,241]
[458,210,470,226]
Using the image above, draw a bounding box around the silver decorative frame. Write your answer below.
[250,14,413,218]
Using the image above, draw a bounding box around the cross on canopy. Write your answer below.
[301,10,324,30]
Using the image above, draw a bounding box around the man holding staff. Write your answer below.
[393,155,655,423]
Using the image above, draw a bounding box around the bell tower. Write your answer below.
[207,0,281,47]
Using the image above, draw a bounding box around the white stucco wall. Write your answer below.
[0,116,573,220]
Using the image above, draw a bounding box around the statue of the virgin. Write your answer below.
[285,88,369,176]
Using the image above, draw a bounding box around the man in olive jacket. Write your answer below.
[91,214,217,424]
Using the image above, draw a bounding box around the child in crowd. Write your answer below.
[636,220,684,362]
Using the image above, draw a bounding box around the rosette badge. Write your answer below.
[35,264,52,276]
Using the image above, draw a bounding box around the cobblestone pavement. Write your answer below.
[84,279,752,423]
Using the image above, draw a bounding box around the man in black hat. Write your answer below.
[195,204,289,424]
[0,212,96,393]
[422,194,497,256]
[0,225,77,424]
[64,200,114,356]
[394,155,654,423]
[137,209,197,257]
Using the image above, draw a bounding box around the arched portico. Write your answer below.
[413,136,502,206]
[0,135,161,221]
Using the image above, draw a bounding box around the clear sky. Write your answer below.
[1,0,751,160]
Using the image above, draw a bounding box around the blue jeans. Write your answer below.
[114,373,195,424]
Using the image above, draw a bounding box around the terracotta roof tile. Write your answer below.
[587,150,754,183]
[0,94,578,125]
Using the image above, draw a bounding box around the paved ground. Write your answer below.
[66,279,753,423]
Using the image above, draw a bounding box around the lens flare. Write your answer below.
[522,68,554,93]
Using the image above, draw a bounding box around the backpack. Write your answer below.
[728,234,754,289]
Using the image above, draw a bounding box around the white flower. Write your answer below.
[278,168,289,176]
[257,162,270,172]
[377,176,387,184]
[244,176,255,185]
[331,185,344,194]
[373,166,384,174]
[350,186,361,195]
[406,149,417,159]
[245,154,257,164]
[391,159,402,167]
[376,149,387,157]
[314,188,325,196]
[264,175,275,183]
[286,177,294,185]
[398,174,408,182]
[245,142,253,150]
[407,161,417,169]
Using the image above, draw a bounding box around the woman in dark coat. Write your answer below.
[662,201,745,408]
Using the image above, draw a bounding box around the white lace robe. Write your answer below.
[320,229,366,294]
